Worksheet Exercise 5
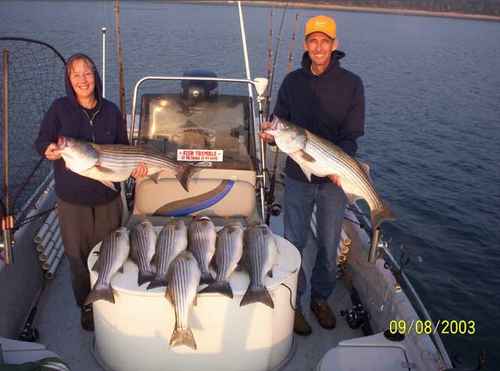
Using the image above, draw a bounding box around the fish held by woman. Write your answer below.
[56,136,195,191]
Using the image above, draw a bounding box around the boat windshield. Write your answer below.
[138,93,254,171]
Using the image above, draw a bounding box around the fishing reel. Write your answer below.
[340,303,371,331]
[268,203,282,217]
[19,325,39,343]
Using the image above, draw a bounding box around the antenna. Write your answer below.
[237,1,253,99]
[101,27,107,98]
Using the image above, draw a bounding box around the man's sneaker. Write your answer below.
[310,298,336,329]
[294,310,312,336]
[81,304,94,332]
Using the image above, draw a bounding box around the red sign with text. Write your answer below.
[177,149,223,162]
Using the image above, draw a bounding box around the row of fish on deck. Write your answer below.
[85,216,278,349]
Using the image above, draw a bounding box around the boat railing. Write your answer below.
[380,240,453,368]
[343,203,453,368]
[129,75,265,144]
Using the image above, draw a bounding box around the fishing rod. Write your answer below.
[2,48,14,264]
[115,0,126,121]
[101,27,107,98]
[287,13,300,73]
[236,1,268,220]
[264,8,273,118]
[266,1,289,111]
[264,5,297,225]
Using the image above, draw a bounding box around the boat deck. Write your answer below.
[34,222,361,371]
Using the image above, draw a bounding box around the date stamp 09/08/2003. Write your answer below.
[388,320,476,336]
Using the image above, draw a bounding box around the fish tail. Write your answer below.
[199,272,215,286]
[147,279,166,290]
[84,286,115,305]
[170,327,197,350]
[371,200,396,229]
[176,164,195,192]
[240,286,274,309]
[200,281,233,299]
[138,271,155,286]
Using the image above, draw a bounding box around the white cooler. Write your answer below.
[88,233,300,371]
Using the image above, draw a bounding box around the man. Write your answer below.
[261,15,364,335]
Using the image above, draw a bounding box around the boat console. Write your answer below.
[87,73,300,371]
[133,90,257,218]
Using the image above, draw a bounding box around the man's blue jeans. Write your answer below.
[284,175,347,308]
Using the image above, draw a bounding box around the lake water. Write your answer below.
[1,1,499,369]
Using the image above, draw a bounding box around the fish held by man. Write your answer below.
[84,227,130,305]
[56,136,195,192]
[165,251,201,350]
[130,220,157,286]
[188,216,217,285]
[200,222,244,298]
[265,116,396,230]
[148,219,188,290]
[240,224,278,309]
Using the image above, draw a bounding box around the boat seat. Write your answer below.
[133,168,256,218]
[316,333,413,371]
[0,337,67,368]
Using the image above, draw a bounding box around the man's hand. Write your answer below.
[259,121,275,144]
[44,143,62,160]
[329,174,342,187]
[131,163,148,179]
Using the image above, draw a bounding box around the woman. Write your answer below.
[34,53,146,331]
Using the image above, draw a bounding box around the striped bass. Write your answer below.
[148,219,188,289]
[188,216,216,285]
[200,222,244,298]
[84,227,130,305]
[56,136,194,191]
[240,224,277,309]
[165,251,201,350]
[265,116,396,231]
[130,220,156,286]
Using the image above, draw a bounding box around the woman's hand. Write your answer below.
[328,174,342,187]
[44,143,62,160]
[131,163,148,179]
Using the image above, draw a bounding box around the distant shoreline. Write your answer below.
[186,1,500,22]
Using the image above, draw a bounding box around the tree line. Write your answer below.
[289,0,500,16]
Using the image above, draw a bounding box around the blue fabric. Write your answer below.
[284,175,347,307]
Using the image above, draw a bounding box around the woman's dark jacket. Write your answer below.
[34,53,129,206]
[273,51,365,183]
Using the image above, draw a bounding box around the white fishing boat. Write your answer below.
[1,3,481,371]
